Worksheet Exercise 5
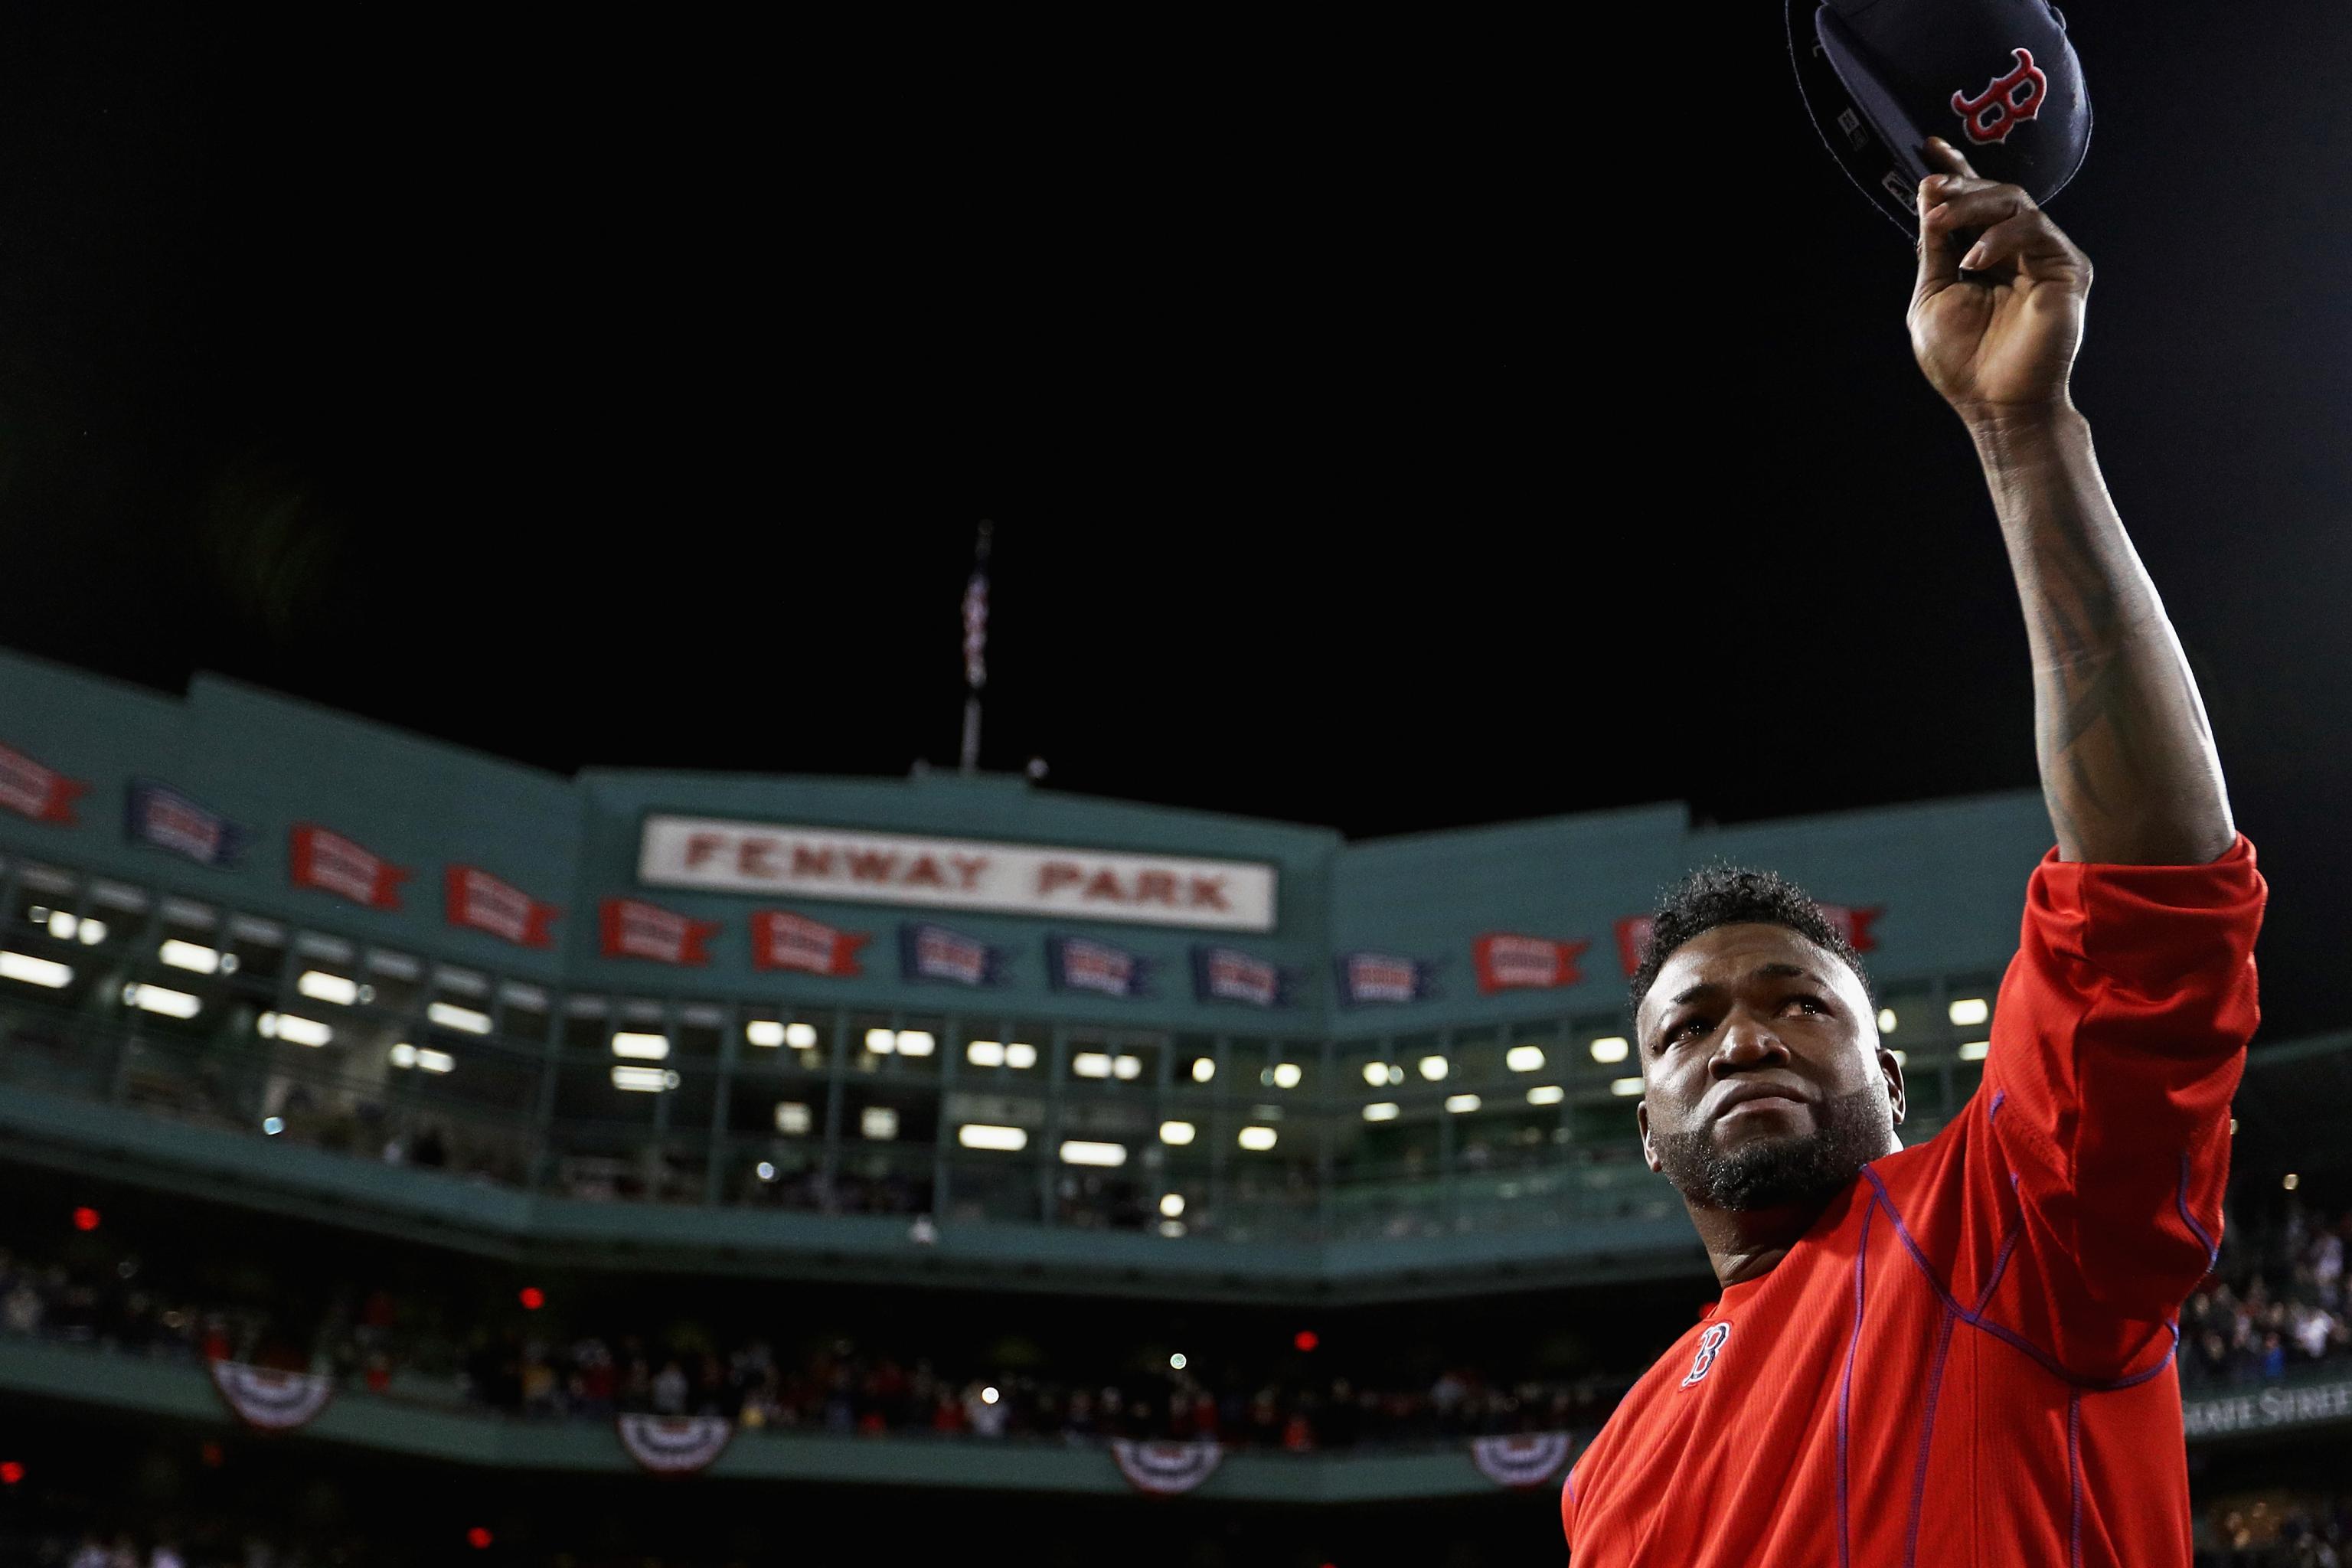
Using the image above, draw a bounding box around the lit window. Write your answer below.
[860,1107,899,1140]
[1610,1076,1645,1097]
[1362,1102,1401,1122]
[1361,1061,1389,1086]
[1958,1040,1990,1062]
[1271,1062,1302,1089]
[1236,1125,1278,1152]
[1059,1140,1127,1168]
[1159,1193,1185,1218]
[259,1012,332,1047]
[389,1042,419,1069]
[1445,1093,1481,1114]
[774,1102,812,1135]
[296,970,361,1006]
[1073,1051,1112,1079]
[0,952,73,989]
[125,982,201,1018]
[746,1021,787,1048]
[47,911,106,945]
[1158,1120,1197,1145]
[610,1066,678,1093]
[967,1040,1007,1067]
[865,1028,896,1054]
[426,1001,492,1035]
[1526,1085,1564,1106]
[1949,998,1989,1027]
[1006,1042,1038,1070]
[158,940,224,975]
[1877,1008,1898,1034]
[1418,1055,1449,1082]
[1505,1045,1546,1073]
[896,1031,936,1057]
[416,1048,455,1074]
[783,1022,818,1050]
[959,1124,1027,1152]
[1190,1057,1216,1083]
[1589,1037,1630,1064]
[611,1032,671,1060]
[1113,1054,1142,1081]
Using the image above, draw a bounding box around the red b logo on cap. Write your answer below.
[1952,47,2048,145]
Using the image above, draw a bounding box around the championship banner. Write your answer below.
[1046,933,1153,999]
[289,824,409,910]
[126,780,249,867]
[600,898,720,966]
[1191,946,1292,1009]
[750,910,869,977]
[1469,1432,1576,1490]
[0,742,87,825]
[446,866,561,948]
[616,1413,735,1475]
[1335,950,1439,1007]
[900,922,1009,988]
[1473,933,1589,995]
[1109,1439,1225,1496]
[207,1360,334,1432]
[1615,904,1883,978]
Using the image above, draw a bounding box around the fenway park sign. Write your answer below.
[638,815,1277,933]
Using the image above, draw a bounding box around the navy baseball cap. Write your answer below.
[1788,0,2092,237]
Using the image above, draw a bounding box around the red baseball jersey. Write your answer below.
[1564,838,2264,1566]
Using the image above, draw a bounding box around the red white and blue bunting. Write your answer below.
[1190,946,1293,1008]
[1334,950,1439,1007]
[0,741,87,825]
[207,1360,335,1432]
[616,1413,736,1475]
[1110,1439,1225,1495]
[1468,1431,1575,1490]
[1046,933,1153,999]
[899,922,1010,988]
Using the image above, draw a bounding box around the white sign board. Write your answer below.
[637,815,1277,933]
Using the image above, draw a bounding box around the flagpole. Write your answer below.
[959,521,992,776]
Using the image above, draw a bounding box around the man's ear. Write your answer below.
[1637,1096,1661,1173]
[1880,1046,1907,1126]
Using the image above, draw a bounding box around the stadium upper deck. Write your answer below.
[0,645,2060,1292]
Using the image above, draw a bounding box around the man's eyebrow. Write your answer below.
[1668,963,1822,1007]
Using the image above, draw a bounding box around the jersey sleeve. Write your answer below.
[1974,834,2263,1370]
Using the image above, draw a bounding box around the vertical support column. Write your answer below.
[1038,1021,1067,1226]
[1315,1034,1337,1243]
[707,1001,740,1206]
[1207,1034,1230,1231]
[1437,1027,1459,1233]
[528,991,563,1194]
[818,1004,849,1210]
[931,1012,957,1221]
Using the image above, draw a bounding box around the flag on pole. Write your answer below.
[962,560,988,690]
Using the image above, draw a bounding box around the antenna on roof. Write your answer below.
[958,521,993,776]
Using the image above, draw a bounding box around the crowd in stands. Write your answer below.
[2197,1492,2351,1567]
[2185,1198,2352,1390]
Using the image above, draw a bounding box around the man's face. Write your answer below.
[1633,923,1904,1211]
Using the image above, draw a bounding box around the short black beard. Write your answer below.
[1651,1086,1892,1212]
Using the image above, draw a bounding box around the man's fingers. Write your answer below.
[1920,136,1981,181]
[1954,210,2086,278]
[1923,185,2036,247]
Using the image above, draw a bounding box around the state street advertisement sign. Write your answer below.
[637,815,1278,933]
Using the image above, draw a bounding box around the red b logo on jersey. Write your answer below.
[1952,48,2048,145]
[1681,1322,1732,1389]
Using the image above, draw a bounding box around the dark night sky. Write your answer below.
[3,6,2350,1034]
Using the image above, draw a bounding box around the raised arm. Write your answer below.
[1909,138,2236,867]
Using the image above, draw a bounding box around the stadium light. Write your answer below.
[1059,1140,1128,1168]
[1610,1076,1645,1097]
[1159,1193,1185,1218]
[1191,1057,1216,1083]
[865,1028,896,1054]
[1505,1045,1546,1073]
[426,1001,492,1035]
[958,1124,1027,1152]
[1006,1042,1037,1070]
[896,1030,936,1057]
[746,1021,786,1047]
[259,1012,332,1047]
[1271,1062,1302,1089]
[1169,1352,1187,1370]
[756,1161,777,1181]
[610,1032,671,1060]
[1418,1055,1449,1082]
[1361,1061,1389,1086]
[980,1387,1000,1405]
[123,983,200,1018]
[1445,1094,1481,1114]
[1958,1040,1990,1062]
[784,1022,818,1050]
[47,912,106,944]
[1072,1051,1112,1079]
[1891,1050,1907,1067]
[296,970,361,1006]
[261,1116,285,1135]
[1362,1102,1400,1122]
[609,1066,678,1093]
[1158,1120,1197,1145]
[967,1040,1007,1067]
[1949,998,1990,1027]
[1114,1054,1142,1080]
[416,1047,455,1074]
[2285,1172,2301,1191]
[1526,1085,1564,1106]
[860,1107,899,1140]
[1877,1008,1899,1034]
[390,1042,418,1068]
[0,952,72,989]
[1237,1126,1278,1152]
[1589,1037,1630,1064]
[158,939,224,974]
[774,1102,812,1135]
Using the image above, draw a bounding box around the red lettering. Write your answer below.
[846,849,899,882]
[1135,871,1178,906]
[1083,868,1127,902]
[903,855,946,888]
[791,845,835,878]
[685,833,727,868]
[738,839,781,878]
[1037,861,1083,897]
[1187,875,1230,910]
[950,855,989,890]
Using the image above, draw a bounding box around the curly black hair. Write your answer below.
[1626,864,1873,1018]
